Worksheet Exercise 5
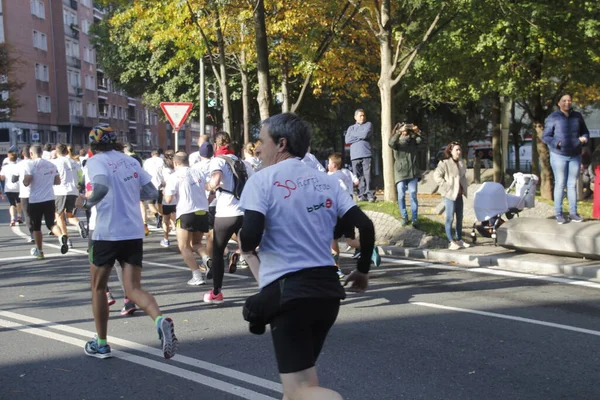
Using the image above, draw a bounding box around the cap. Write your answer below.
[199,142,214,158]
[89,124,117,144]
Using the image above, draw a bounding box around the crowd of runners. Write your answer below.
[1,113,381,400]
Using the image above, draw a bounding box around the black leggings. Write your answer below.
[211,215,243,291]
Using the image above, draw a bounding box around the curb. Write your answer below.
[379,245,600,283]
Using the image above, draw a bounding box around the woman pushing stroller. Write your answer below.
[434,141,470,250]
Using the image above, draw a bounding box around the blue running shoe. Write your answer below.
[158,317,178,359]
[371,246,381,267]
[84,339,112,359]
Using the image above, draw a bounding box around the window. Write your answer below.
[69,99,83,116]
[63,9,78,28]
[83,47,95,63]
[36,95,51,113]
[31,0,45,19]
[81,19,91,34]
[33,30,48,51]
[119,106,124,120]
[112,105,117,118]
[85,74,95,90]
[87,102,97,118]
[65,39,80,58]
[35,63,49,82]
[67,69,81,93]
[80,0,91,7]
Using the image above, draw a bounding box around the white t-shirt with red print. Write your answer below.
[239,158,356,289]
[23,159,58,203]
[86,150,152,241]
[164,166,209,219]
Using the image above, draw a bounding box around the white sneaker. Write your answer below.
[457,240,471,248]
[448,241,462,250]
[187,275,206,286]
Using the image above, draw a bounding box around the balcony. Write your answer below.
[64,24,79,39]
[66,56,81,69]
[70,115,83,125]
[76,88,84,97]
[70,0,78,10]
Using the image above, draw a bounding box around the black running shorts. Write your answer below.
[162,204,176,215]
[89,239,143,268]
[177,211,209,233]
[55,195,77,214]
[6,192,20,207]
[28,200,56,231]
[270,298,340,374]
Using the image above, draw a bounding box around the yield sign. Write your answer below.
[160,102,193,131]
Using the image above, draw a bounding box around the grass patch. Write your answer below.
[536,196,593,218]
[357,200,447,239]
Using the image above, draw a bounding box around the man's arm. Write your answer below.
[53,175,60,185]
[23,175,32,187]
[207,170,223,191]
[140,181,158,202]
[76,174,110,209]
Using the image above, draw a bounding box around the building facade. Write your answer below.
[0,0,164,158]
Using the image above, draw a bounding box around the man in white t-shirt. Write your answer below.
[41,143,52,160]
[75,124,178,360]
[188,134,209,166]
[238,113,375,400]
[53,144,86,248]
[0,151,22,226]
[23,144,69,259]
[16,146,34,242]
[164,152,211,286]
[203,132,246,304]
[143,150,165,228]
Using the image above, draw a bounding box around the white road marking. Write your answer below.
[411,302,600,337]
[0,317,278,399]
[0,254,80,262]
[9,226,249,279]
[0,310,282,393]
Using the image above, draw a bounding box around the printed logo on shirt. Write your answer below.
[306,198,333,213]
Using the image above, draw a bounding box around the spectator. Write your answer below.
[541,93,589,224]
[591,146,600,219]
[345,108,375,202]
[388,122,423,228]
[433,141,470,250]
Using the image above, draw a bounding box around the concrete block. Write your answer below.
[497,217,600,260]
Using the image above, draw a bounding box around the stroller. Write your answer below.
[470,173,539,245]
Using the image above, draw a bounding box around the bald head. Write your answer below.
[173,151,189,167]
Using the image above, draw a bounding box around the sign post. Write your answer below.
[160,102,193,151]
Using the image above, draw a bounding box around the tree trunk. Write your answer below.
[379,38,396,202]
[281,66,290,113]
[213,5,232,135]
[491,94,503,183]
[535,122,553,199]
[241,63,250,144]
[253,0,270,120]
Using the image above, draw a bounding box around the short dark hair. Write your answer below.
[31,144,43,157]
[56,143,68,156]
[91,142,124,153]
[22,145,31,159]
[173,151,189,166]
[443,141,461,159]
[43,143,52,152]
[261,113,311,158]
[215,131,231,147]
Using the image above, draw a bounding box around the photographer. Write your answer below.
[388,122,423,228]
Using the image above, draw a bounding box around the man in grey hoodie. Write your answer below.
[345,109,375,202]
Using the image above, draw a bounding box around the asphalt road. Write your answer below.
[1,203,600,399]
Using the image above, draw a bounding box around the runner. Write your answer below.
[203,132,246,304]
[16,146,33,242]
[163,152,211,286]
[76,125,177,359]
[124,143,149,236]
[158,150,176,248]
[0,151,23,226]
[238,113,374,399]
[191,142,215,273]
[23,144,69,259]
[143,150,164,229]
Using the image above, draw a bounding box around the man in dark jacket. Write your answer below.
[542,93,590,224]
[388,123,422,227]
[345,109,375,202]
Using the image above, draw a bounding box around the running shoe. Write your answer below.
[336,268,345,280]
[228,252,240,274]
[120,299,138,316]
[570,214,583,223]
[457,240,471,248]
[107,291,116,306]
[31,248,44,260]
[203,289,224,304]
[204,257,213,279]
[157,317,178,359]
[78,220,88,239]
[10,220,15,227]
[156,215,163,229]
[58,235,69,254]
[67,239,73,249]
[160,239,170,248]
[16,217,23,224]
[237,259,249,269]
[556,214,566,224]
[84,339,112,359]
[351,249,361,259]
[371,246,381,267]
[448,241,462,250]
[187,275,206,286]
[27,235,34,243]
[144,224,150,236]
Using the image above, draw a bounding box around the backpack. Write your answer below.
[216,155,248,200]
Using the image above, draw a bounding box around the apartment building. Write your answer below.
[0,0,164,158]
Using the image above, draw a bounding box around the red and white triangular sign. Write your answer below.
[160,102,193,131]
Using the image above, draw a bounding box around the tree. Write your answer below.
[0,43,25,121]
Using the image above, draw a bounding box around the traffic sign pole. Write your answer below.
[160,102,193,151]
